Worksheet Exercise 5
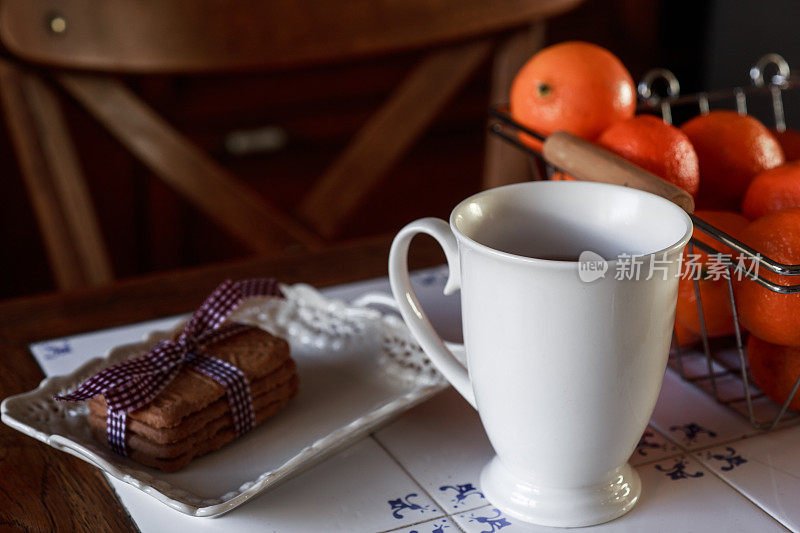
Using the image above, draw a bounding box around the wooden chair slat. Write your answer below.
[299,40,492,237]
[0,61,113,289]
[58,73,323,254]
[0,0,582,73]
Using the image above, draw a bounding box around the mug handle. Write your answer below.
[388,217,476,409]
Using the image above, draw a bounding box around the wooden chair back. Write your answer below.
[1,0,580,72]
[0,0,582,290]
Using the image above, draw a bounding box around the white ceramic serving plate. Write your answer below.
[1,284,448,517]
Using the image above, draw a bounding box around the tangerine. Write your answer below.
[747,335,800,410]
[681,111,784,210]
[676,277,738,338]
[689,209,750,259]
[674,320,700,347]
[676,210,749,337]
[550,170,577,181]
[597,115,700,196]
[734,208,800,346]
[510,41,635,149]
[741,161,800,220]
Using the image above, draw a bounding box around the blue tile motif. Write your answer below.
[466,508,512,533]
[41,340,72,360]
[409,519,450,533]
[704,447,748,471]
[669,422,717,443]
[636,429,666,456]
[388,493,431,519]
[655,458,704,480]
[439,483,485,508]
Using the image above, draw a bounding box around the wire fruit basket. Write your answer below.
[489,53,800,431]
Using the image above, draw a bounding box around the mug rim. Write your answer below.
[449,181,693,267]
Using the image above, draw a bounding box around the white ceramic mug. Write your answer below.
[388,181,692,528]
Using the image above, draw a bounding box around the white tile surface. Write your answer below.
[650,368,759,450]
[109,437,442,533]
[451,456,786,532]
[384,517,457,533]
[374,388,494,514]
[696,424,800,532]
[15,267,796,532]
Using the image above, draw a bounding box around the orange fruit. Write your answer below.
[681,111,784,210]
[676,277,738,338]
[550,170,577,181]
[674,321,700,347]
[510,41,635,148]
[741,161,800,220]
[689,209,750,259]
[747,335,800,410]
[676,210,749,337]
[597,115,700,196]
[772,128,800,162]
[734,209,800,346]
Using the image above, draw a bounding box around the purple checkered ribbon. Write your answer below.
[55,278,283,456]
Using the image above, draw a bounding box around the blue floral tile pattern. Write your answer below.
[388,493,432,520]
[636,429,668,456]
[630,427,681,466]
[655,457,705,480]
[669,422,717,443]
[438,483,485,508]
[463,508,512,533]
[702,447,748,471]
[41,340,72,359]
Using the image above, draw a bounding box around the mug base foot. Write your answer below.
[479,456,641,528]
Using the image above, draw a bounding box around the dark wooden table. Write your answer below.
[0,236,443,531]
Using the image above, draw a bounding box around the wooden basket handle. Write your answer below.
[542,131,695,213]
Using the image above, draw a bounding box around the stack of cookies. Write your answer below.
[87,327,298,472]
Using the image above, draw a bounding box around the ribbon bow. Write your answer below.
[56,278,284,455]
